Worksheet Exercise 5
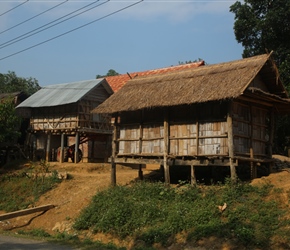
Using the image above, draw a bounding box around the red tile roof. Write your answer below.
[106,61,205,92]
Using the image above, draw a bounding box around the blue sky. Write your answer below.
[0,0,243,87]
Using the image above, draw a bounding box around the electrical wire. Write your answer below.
[0,0,104,49]
[0,0,69,35]
[0,0,143,61]
[0,0,29,17]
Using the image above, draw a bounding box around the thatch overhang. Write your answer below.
[92,53,290,115]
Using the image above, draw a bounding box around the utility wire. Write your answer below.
[0,0,29,17]
[0,0,68,35]
[0,0,143,61]
[0,0,104,49]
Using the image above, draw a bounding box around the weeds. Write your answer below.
[0,161,61,211]
[74,180,290,249]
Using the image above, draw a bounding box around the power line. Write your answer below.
[0,0,143,61]
[0,0,29,17]
[0,0,68,35]
[0,0,104,49]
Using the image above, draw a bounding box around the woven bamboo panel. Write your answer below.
[169,122,228,156]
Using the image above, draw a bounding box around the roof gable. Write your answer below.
[93,53,289,114]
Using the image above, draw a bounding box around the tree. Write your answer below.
[0,97,21,144]
[0,71,40,96]
[230,0,290,88]
[96,69,119,79]
[178,58,205,65]
[0,71,40,148]
[230,0,290,153]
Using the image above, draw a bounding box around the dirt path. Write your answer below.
[0,162,149,235]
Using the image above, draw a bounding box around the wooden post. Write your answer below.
[163,109,170,184]
[269,109,275,174]
[45,133,51,162]
[74,132,79,163]
[60,133,64,163]
[32,139,36,161]
[138,111,143,180]
[138,164,143,180]
[250,106,256,179]
[196,121,199,156]
[191,164,197,186]
[227,103,237,181]
[111,115,117,186]
[250,148,257,179]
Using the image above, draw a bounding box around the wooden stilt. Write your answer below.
[60,133,64,163]
[138,164,143,180]
[163,109,170,184]
[191,164,197,186]
[227,104,237,181]
[74,132,79,163]
[250,148,257,179]
[45,133,51,162]
[111,116,118,186]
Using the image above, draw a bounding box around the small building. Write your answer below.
[92,53,290,184]
[16,79,113,163]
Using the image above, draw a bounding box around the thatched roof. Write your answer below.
[92,53,289,114]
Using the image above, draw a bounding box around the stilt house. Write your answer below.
[16,79,113,163]
[92,53,290,184]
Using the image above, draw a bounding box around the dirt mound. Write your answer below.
[0,162,142,235]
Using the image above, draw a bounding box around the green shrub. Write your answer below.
[74,180,290,248]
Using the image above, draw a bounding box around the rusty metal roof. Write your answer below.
[16,79,112,108]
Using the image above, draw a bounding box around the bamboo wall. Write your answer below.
[232,101,269,157]
[116,100,271,159]
[117,103,229,157]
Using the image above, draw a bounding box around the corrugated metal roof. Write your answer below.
[16,79,106,108]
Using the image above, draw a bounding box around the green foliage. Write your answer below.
[73,180,290,248]
[230,0,290,151]
[0,71,40,96]
[96,69,119,79]
[18,228,51,238]
[230,0,290,87]
[178,58,205,65]
[0,161,61,211]
[0,97,21,143]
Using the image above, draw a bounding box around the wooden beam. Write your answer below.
[163,109,170,184]
[111,115,118,186]
[74,132,80,163]
[112,157,163,165]
[45,133,51,162]
[227,103,237,181]
[0,204,55,221]
[191,164,197,186]
[60,133,64,163]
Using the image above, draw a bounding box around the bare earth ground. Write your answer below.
[1,156,290,249]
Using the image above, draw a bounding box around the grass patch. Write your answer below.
[0,161,61,211]
[74,179,290,249]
